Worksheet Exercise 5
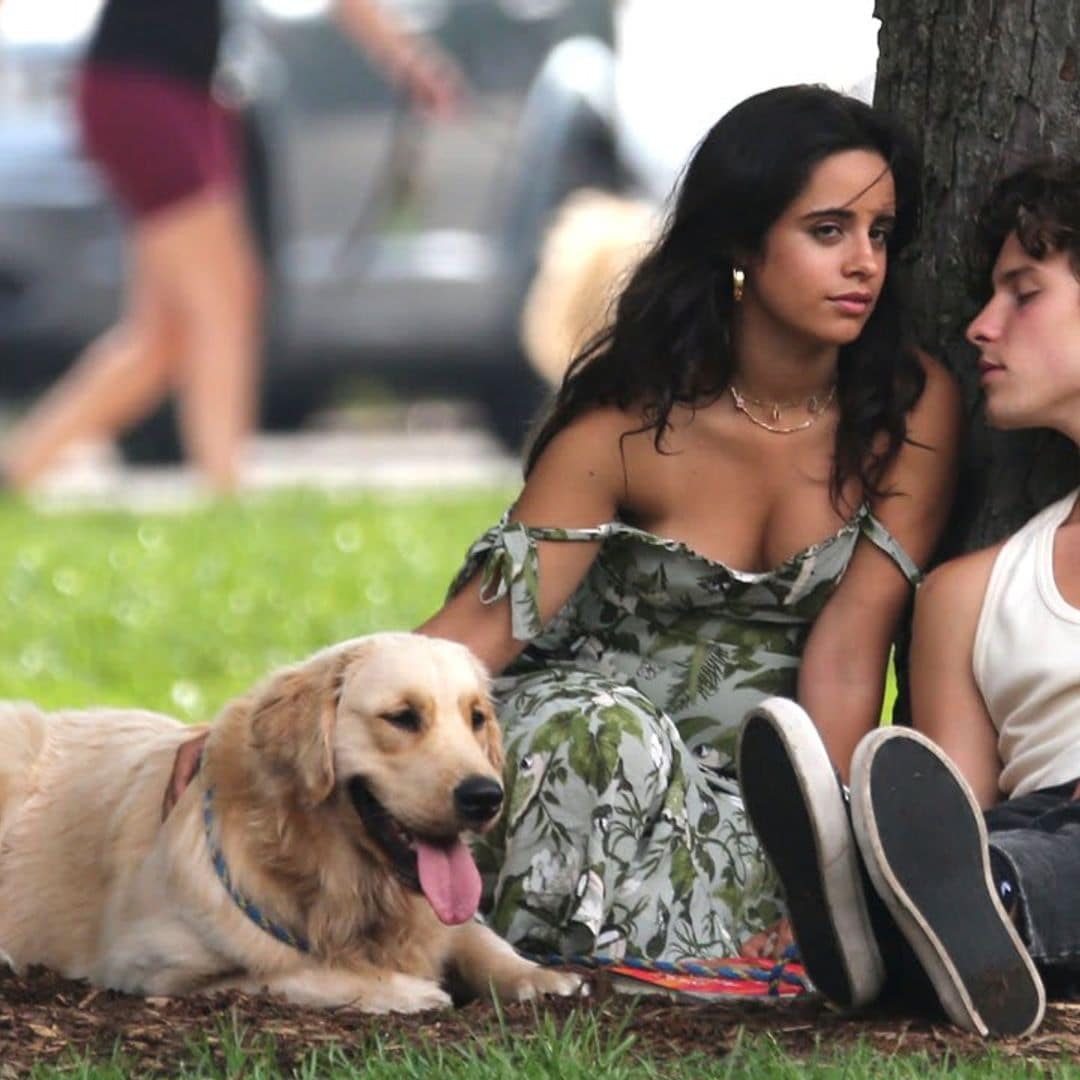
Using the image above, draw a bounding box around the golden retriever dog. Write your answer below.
[520,187,658,387]
[0,633,579,1012]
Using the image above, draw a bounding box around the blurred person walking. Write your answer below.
[0,0,461,494]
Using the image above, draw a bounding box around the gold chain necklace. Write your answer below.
[728,383,837,435]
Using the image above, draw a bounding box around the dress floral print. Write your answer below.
[449,507,919,961]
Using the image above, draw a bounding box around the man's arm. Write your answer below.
[910,547,1003,809]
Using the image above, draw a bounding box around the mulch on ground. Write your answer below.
[3,966,1079,1076]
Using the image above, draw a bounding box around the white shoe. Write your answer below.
[737,697,884,1010]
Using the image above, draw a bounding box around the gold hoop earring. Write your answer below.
[732,266,745,303]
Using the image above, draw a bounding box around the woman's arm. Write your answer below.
[910,549,1003,808]
[419,408,628,673]
[330,0,464,116]
[797,353,962,778]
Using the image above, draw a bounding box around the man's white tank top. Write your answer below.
[973,488,1080,798]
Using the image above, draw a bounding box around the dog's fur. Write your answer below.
[520,187,657,386]
[0,633,578,1012]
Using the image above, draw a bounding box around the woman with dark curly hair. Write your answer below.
[418,84,960,964]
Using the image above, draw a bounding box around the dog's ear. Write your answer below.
[249,653,345,805]
[483,703,504,775]
[162,727,210,821]
[473,663,504,775]
[464,653,504,775]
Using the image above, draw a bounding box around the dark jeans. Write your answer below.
[986,780,1080,973]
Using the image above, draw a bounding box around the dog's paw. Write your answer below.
[501,965,586,1002]
[359,973,453,1015]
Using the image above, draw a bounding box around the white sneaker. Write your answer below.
[737,697,885,1010]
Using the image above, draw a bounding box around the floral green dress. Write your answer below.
[449,505,920,962]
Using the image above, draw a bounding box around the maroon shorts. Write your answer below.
[76,63,242,220]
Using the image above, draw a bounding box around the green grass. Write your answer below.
[0,489,1028,1077]
[31,1007,1077,1080]
[0,488,511,716]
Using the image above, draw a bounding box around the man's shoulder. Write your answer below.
[918,542,1007,617]
[921,489,1079,607]
[911,544,1006,666]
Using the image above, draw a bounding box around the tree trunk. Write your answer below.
[875,0,1080,553]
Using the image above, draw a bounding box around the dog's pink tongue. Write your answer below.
[415,839,482,925]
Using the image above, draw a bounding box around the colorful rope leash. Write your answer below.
[523,946,811,996]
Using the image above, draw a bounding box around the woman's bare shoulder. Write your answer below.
[560,403,646,440]
[519,405,647,521]
[912,347,961,413]
[912,346,950,378]
[532,405,646,473]
[895,348,963,463]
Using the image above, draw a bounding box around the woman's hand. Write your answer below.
[739,918,794,960]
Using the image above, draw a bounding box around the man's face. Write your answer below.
[966,231,1080,433]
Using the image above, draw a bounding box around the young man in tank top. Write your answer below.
[736,159,1080,1039]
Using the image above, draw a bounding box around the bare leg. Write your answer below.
[137,190,262,493]
[1,186,262,494]
[1,261,180,491]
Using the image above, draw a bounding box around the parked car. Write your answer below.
[0,0,619,456]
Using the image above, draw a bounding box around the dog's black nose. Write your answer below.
[454,776,504,825]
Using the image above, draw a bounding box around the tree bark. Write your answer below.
[875,0,1080,553]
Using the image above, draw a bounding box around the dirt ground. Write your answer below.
[3,967,1080,1077]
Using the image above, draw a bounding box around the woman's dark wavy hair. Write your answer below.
[975,158,1080,281]
[525,83,926,507]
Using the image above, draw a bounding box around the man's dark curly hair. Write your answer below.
[976,159,1080,279]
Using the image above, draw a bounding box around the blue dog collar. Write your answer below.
[202,786,310,953]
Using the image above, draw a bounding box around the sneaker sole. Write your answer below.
[737,697,884,1010]
[851,728,1045,1038]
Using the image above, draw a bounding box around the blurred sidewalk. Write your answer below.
[7,401,521,512]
